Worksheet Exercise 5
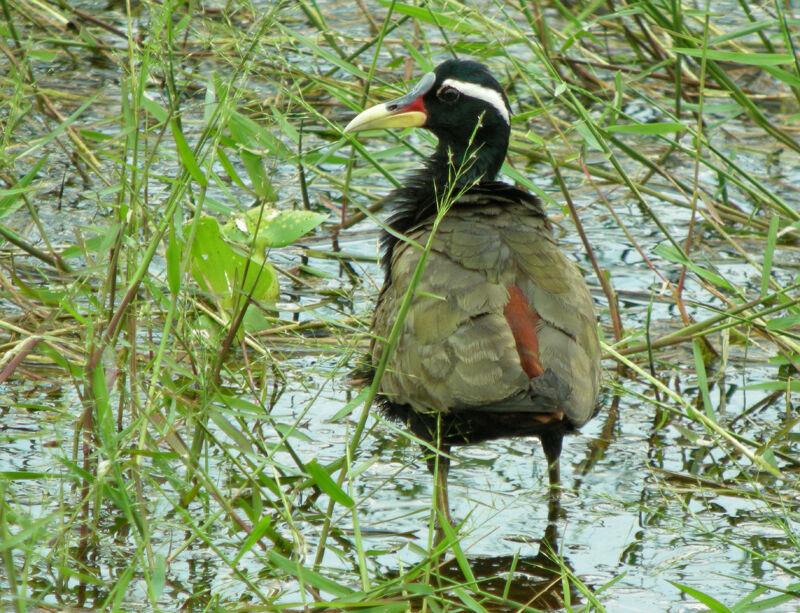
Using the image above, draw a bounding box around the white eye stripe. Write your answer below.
[439,78,510,125]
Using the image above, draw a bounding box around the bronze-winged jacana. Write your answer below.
[344,59,601,524]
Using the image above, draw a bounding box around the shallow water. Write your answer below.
[1,0,799,610]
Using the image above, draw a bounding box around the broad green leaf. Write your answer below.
[62,223,120,260]
[189,216,278,308]
[150,554,165,601]
[305,458,354,508]
[28,49,57,61]
[241,306,275,333]
[266,549,355,597]
[729,582,800,611]
[190,217,231,298]
[208,408,254,454]
[766,315,800,330]
[240,149,275,201]
[762,65,800,90]
[575,120,604,151]
[91,360,114,450]
[744,380,800,392]
[9,271,65,306]
[761,448,778,471]
[166,221,180,295]
[171,119,207,186]
[40,344,82,377]
[0,511,53,553]
[372,0,488,36]
[692,339,715,420]
[254,210,327,249]
[708,19,779,45]
[402,38,433,73]
[216,146,246,189]
[141,95,168,123]
[329,387,370,421]
[223,207,327,249]
[761,215,779,298]
[227,111,293,160]
[234,514,274,564]
[273,422,312,441]
[226,112,288,200]
[214,392,264,415]
[669,581,732,612]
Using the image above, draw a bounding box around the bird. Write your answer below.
[343,59,601,525]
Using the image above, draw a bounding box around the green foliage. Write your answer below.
[0,0,799,610]
[188,216,279,333]
[221,207,328,251]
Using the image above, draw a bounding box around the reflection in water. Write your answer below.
[395,496,582,611]
[438,532,576,610]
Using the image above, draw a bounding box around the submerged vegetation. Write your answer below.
[0,0,798,610]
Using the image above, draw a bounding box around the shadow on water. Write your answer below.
[431,396,621,611]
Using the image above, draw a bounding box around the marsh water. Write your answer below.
[1,0,799,611]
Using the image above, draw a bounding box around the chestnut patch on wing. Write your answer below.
[503,284,544,378]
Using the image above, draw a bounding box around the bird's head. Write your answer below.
[344,59,511,185]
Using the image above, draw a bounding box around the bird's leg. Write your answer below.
[538,432,565,578]
[539,430,563,502]
[426,442,452,529]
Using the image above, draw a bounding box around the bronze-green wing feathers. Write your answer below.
[371,195,600,428]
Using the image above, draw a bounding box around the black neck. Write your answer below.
[429,142,501,191]
[433,121,508,187]
[380,137,508,274]
[393,129,507,216]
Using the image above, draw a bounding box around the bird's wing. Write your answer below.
[500,220,601,426]
[372,201,600,426]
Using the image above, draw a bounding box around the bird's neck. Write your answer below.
[387,131,509,225]
[428,136,505,195]
[380,133,508,276]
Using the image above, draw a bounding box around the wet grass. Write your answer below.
[0,0,799,611]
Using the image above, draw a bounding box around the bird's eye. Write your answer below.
[437,86,460,103]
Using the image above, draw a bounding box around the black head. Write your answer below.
[422,59,511,171]
[345,59,512,185]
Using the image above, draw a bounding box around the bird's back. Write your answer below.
[371,184,600,440]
